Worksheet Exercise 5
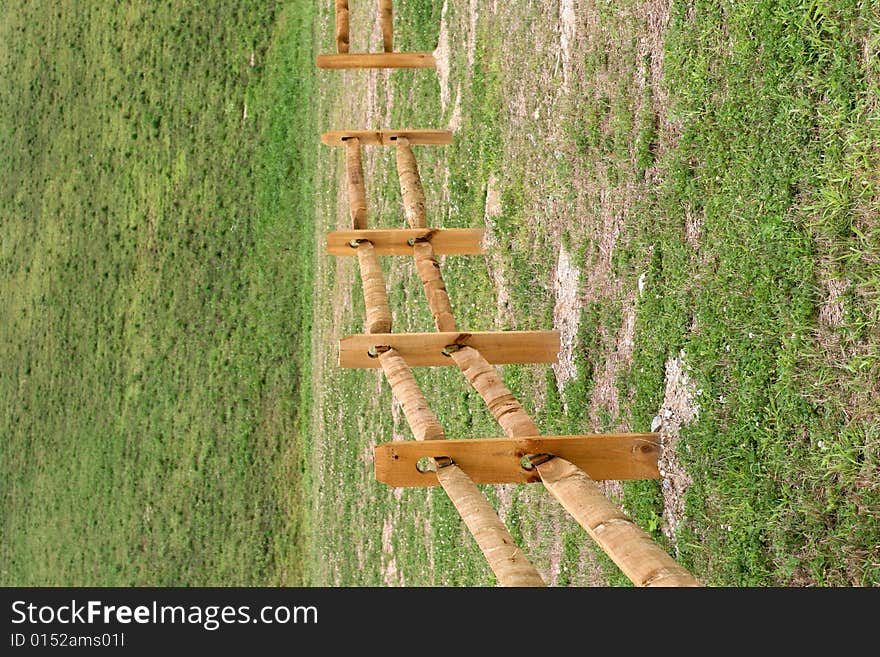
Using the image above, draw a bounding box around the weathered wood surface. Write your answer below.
[395,137,427,228]
[339,331,560,368]
[345,138,367,229]
[377,349,544,586]
[536,457,702,587]
[435,464,546,586]
[412,241,456,332]
[451,346,541,437]
[378,0,394,52]
[317,52,436,69]
[334,0,350,53]
[321,130,453,147]
[325,228,484,256]
[375,434,661,486]
[356,241,391,334]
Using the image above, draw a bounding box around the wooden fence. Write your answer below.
[317,1,436,69]
[316,4,700,587]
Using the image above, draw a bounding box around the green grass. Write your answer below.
[652,0,880,586]
[0,1,317,585]
[3,0,877,588]
[307,0,878,587]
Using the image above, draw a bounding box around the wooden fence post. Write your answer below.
[322,129,454,146]
[337,330,559,368]
[378,348,545,586]
[326,228,485,256]
[317,52,436,69]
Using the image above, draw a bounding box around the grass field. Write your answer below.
[2,1,878,587]
[1,1,317,585]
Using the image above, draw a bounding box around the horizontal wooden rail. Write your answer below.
[536,457,702,586]
[375,434,661,487]
[451,345,541,437]
[345,138,367,229]
[339,331,560,368]
[322,129,454,147]
[396,137,427,228]
[356,241,391,334]
[317,52,436,69]
[449,345,702,586]
[413,241,456,331]
[326,228,485,256]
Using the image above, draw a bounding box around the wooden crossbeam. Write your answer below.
[316,52,436,69]
[321,129,454,147]
[339,331,559,368]
[374,434,661,487]
[326,228,484,256]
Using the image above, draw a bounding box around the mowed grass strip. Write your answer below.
[0,1,317,585]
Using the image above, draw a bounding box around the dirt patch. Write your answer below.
[684,207,703,248]
[482,174,515,327]
[494,482,514,521]
[652,350,700,540]
[818,274,850,329]
[559,0,577,89]
[546,515,563,584]
[381,515,401,585]
[466,0,479,70]
[484,172,502,218]
[435,0,453,112]
[575,543,610,586]
[589,294,637,439]
[552,243,582,390]
[447,84,462,131]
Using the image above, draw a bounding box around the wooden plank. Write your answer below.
[326,228,484,256]
[375,434,661,486]
[317,52,435,69]
[321,129,453,147]
[339,330,559,368]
